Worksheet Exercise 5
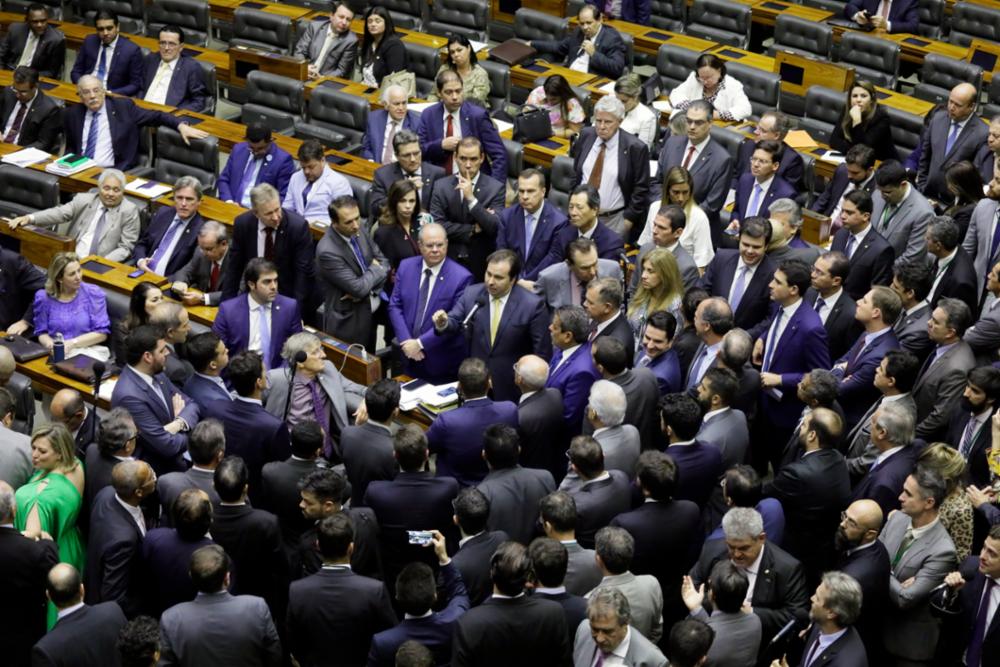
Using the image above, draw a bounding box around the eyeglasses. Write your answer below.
[840,510,860,529]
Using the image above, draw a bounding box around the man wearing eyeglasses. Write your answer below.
[0,65,61,152]
[141,25,208,112]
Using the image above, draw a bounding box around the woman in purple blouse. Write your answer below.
[33,252,111,360]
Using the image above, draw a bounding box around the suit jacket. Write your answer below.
[497,203,569,281]
[427,398,519,486]
[0,526,58,665]
[834,328,900,428]
[83,442,118,515]
[173,247,231,304]
[31,602,127,667]
[813,165,876,217]
[572,623,667,667]
[32,190,141,263]
[216,141,296,205]
[965,299,1000,363]
[111,365,200,474]
[212,293,303,369]
[0,87,62,152]
[477,466,556,544]
[369,161,445,222]
[878,509,957,662]
[293,19,358,78]
[417,101,507,178]
[690,607,762,667]
[845,0,919,31]
[63,96,182,171]
[159,591,282,667]
[264,361,365,436]
[893,301,934,361]
[564,540,604,597]
[945,404,996,487]
[570,469,633,548]
[963,197,1000,301]
[929,247,979,316]
[260,456,318,548]
[359,108,420,162]
[844,394,918,481]
[829,226,895,300]
[870,185,934,265]
[0,247,45,331]
[850,445,916,518]
[85,486,145,617]
[452,595,571,667]
[429,172,505,273]
[516,387,567,478]
[283,166,352,225]
[287,567,396,667]
[636,348,682,396]
[633,242,699,295]
[315,225,388,347]
[699,250,776,331]
[837,540,890,659]
[140,528,213,616]
[70,34,143,95]
[210,503,288,615]
[452,530,509,606]
[912,340,976,440]
[183,372,232,409]
[131,206,204,277]
[932,568,1000,667]
[732,173,798,223]
[594,424,641,476]
[572,127,651,225]
[0,22,65,77]
[536,259,622,310]
[586,572,663,643]
[293,507,381,580]
[594,313,636,361]
[156,466,220,526]
[610,367,662,451]
[531,24,627,80]
[735,137,804,191]
[439,284,551,401]
[340,422,396,507]
[796,626,869,667]
[546,343,600,431]
[806,288,862,362]
[697,407,749,470]
[553,221,625,263]
[666,440,724,509]
[918,109,991,202]
[660,135,734,215]
[141,53,208,112]
[0,422,31,489]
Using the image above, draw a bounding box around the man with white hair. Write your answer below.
[573,587,667,666]
[571,94,651,239]
[768,198,820,265]
[360,84,420,164]
[585,380,639,475]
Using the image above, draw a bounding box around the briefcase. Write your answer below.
[52,354,114,384]
[0,334,48,362]
[490,39,537,67]
[513,105,553,144]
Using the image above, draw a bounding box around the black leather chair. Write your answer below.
[241,70,305,135]
[3,0,61,19]
[709,125,743,169]
[548,155,576,210]
[513,8,568,41]
[503,138,524,188]
[884,106,924,164]
[479,59,511,114]
[949,1,1000,47]
[424,0,489,42]
[145,0,211,46]
[345,174,373,229]
[649,0,686,32]
[798,86,845,145]
[917,0,946,39]
[982,77,1000,121]
[837,32,900,89]
[195,60,217,115]
[798,152,816,207]
[912,54,983,106]
[727,62,780,119]
[404,42,441,99]
[133,128,220,194]
[768,14,833,59]
[6,372,35,436]
[79,0,144,34]
[372,0,426,30]
[656,43,701,95]
[294,86,369,152]
[686,0,751,48]
[0,164,59,217]
[231,7,294,54]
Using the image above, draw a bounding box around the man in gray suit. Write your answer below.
[572,587,667,667]
[540,491,604,597]
[769,198,821,265]
[681,561,761,667]
[587,526,664,644]
[0,387,31,489]
[171,220,231,307]
[917,83,989,203]
[891,261,935,362]
[877,468,957,666]
[292,1,357,80]
[9,168,139,262]
[156,419,224,524]
[631,205,699,294]
[912,297,976,440]
[159,544,282,666]
[870,160,934,264]
[695,367,750,470]
[583,380,640,475]
[961,170,1000,303]
[965,258,1000,362]
[536,237,622,311]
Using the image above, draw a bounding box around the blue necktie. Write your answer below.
[966,577,996,667]
[237,156,260,207]
[148,217,184,274]
[524,212,536,258]
[301,181,313,209]
[350,236,368,269]
[686,346,708,389]
[762,310,783,372]
[414,267,432,331]
[747,184,763,217]
[989,208,1000,261]
[257,304,271,369]
[96,45,108,83]
[845,234,857,259]
[730,265,749,312]
[84,110,100,159]
[945,121,960,155]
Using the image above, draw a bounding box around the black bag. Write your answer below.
[0,334,48,362]
[513,105,552,144]
[642,76,662,105]
[52,354,114,384]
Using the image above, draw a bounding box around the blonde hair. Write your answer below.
[918,442,967,495]
[31,423,79,474]
[45,252,80,298]
[629,248,683,318]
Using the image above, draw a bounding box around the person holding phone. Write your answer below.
[846,0,919,33]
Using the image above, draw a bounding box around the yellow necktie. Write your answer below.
[490,297,501,345]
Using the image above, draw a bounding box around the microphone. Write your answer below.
[283,350,308,422]
[462,295,488,329]
[767,618,800,647]
[92,361,106,398]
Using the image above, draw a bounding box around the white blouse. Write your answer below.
[669,72,753,122]
[620,102,657,149]
[639,199,716,268]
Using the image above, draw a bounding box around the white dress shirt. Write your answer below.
[569,26,600,73]
[114,493,146,536]
[91,36,119,86]
[620,103,657,148]
[247,294,272,355]
[75,204,109,257]
[81,103,115,167]
[2,89,37,139]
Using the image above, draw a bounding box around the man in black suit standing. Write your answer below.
[797,572,869,667]
[452,488,509,606]
[926,216,979,315]
[891,260,935,362]
[83,409,136,530]
[540,491,604,597]
[341,379,399,508]
[368,129,445,221]
[528,537,588,644]
[287,513,396,667]
[835,498,890,663]
[260,421,323,552]
[452,541,571,666]
[32,563,127,666]
[156,418,223,525]
[944,366,1000,488]
[0,65,62,152]
[49,388,98,459]
[514,354,567,480]
[829,190,895,300]
[0,5,65,77]
[561,436,632,548]
[699,217,777,333]
[809,251,862,361]
[585,277,635,356]
[589,337,662,450]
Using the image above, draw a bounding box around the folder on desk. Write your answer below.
[490,39,537,66]
[45,154,93,176]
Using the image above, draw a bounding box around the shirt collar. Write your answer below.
[235,395,262,405]
[128,365,156,385]
[248,293,270,312]
[755,175,775,191]
[607,626,631,659]
[56,601,86,621]
[703,407,730,421]
[459,530,485,548]
[780,298,802,320]
[534,586,566,595]
[851,224,872,244]
[519,390,537,404]
[743,543,766,575]
[820,288,842,307]
[909,516,940,540]
[906,300,928,316]
[863,326,892,347]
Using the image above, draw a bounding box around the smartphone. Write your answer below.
[61,153,80,162]
[437,386,457,398]
[407,530,433,546]
[403,378,429,392]
[127,269,145,279]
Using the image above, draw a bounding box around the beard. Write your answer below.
[834,526,861,552]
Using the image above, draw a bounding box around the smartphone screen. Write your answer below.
[128,269,145,279]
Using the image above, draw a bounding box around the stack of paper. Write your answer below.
[45,155,93,176]
[125,179,173,198]
[400,380,459,411]
[1,147,50,167]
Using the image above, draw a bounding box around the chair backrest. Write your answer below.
[305,87,370,143]
[727,62,780,118]
[686,0,751,48]
[649,0,686,31]
[479,59,511,113]
[195,59,217,115]
[245,70,304,117]
[799,85,846,144]
[6,372,34,436]
[0,164,59,217]
[514,8,568,41]
[983,77,1000,122]
[838,32,900,89]
[425,0,489,41]
[620,31,634,73]
[548,155,577,209]
[656,43,701,94]
[950,1,1000,47]
[345,174,373,227]
[709,125,744,168]
[372,0,426,29]
[772,14,832,59]
[914,53,983,105]
[3,0,61,19]
[146,0,210,46]
[232,7,294,54]
[797,152,816,206]
[154,127,220,192]
[503,138,524,184]
[917,0,945,39]
[404,42,441,99]
[82,0,145,33]
[883,106,924,163]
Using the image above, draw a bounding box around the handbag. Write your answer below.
[0,334,48,362]
[513,105,553,144]
[489,38,537,67]
[380,70,416,99]
[52,353,114,384]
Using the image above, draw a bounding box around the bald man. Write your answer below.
[917,83,990,202]
[834,499,890,661]
[514,354,567,479]
[50,388,98,457]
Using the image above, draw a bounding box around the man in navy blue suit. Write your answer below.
[417,69,506,179]
[530,5,627,80]
[729,140,798,230]
[497,169,568,284]
[132,176,205,277]
[830,190,895,301]
[660,393,723,509]
[546,305,600,432]
[635,310,682,394]
[699,217,777,333]
[798,572,870,667]
[553,185,625,262]
[213,258,303,371]
[849,400,917,517]
[216,124,296,208]
[69,10,143,96]
[425,358,519,486]
[733,111,804,191]
[846,0,919,32]
[182,331,232,408]
[813,144,877,219]
[360,84,420,163]
[140,25,208,112]
[433,249,551,402]
[389,223,473,384]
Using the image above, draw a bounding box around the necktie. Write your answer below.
[237,156,260,207]
[578,280,588,305]
[84,110,100,159]
[989,207,1000,261]
[414,267,432,330]
[588,142,605,191]
[845,234,857,259]
[4,102,27,143]
[383,121,398,164]
[803,637,822,667]
[966,577,997,667]
[444,113,455,174]
[350,236,369,269]
[263,226,275,260]
[146,60,171,102]
[96,44,108,83]
[490,297,502,345]
[730,265,749,312]
[747,184,763,217]
[257,304,271,369]
[960,415,980,459]
[945,121,961,155]
[594,647,608,667]
[892,528,915,567]
[209,262,220,291]
[149,217,184,273]
[524,212,535,258]
[89,208,108,255]
[301,181,313,209]
[762,310,783,372]
[314,29,336,69]
[687,346,708,388]
[880,204,895,232]
[682,145,696,169]
[879,0,891,17]
[17,33,36,67]
[815,297,826,318]
[307,379,333,458]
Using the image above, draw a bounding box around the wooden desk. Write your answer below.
[580,19,717,57]
[751,0,834,26]
[16,354,112,409]
[0,137,104,195]
[209,0,319,26]
[0,219,75,269]
[228,45,308,88]
[510,61,599,91]
[80,255,169,296]
[499,129,571,167]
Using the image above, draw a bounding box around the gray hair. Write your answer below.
[380,84,408,105]
[669,113,688,137]
[554,305,590,344]
[281,331,323,365]
[97,168,126,188]
[927,216,961,251]
[173,175,204,198]
[590,277,623,310]
[588,380,626,426]
[76,74,103,91]
[198,220,229,243]
[587,587,631,626]
[98,407,135,457]
[820,571,863,627]
[760,109,792,138]
[0,482,14,522]
[912,466,948,508]
[514,355,549,391]
[721,507,764,540]
[873,400,914,447]
[768,198,802,229]
[593,95,626,120]
[720,328,752,367]
[249,183,280,209]
[614,73,642,99]
[393,129,420,153]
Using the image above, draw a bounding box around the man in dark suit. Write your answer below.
[452,541,570,666]
[293,2,358,80]
[181,332,231,409]
[0,65,62,152]
[809,251,863,361]
[433,250,551,402]
[360,84,420,162]
[32,563,127,667]
[69,10,143,95]
[891,260,936,361]
[635,310,682,395]
[945,366,1000,488]
[49,389,98,459]
[699,218,776,332]
[546,305,600,431]
[540,491,604,596]
[927,216,979,315]
[340,380,398,508]
[846,0,919,32]
[798,572,870,667]
[962,172,1000,302]
[171,221,231,306]
[451,488,510,606]
[497,169,569,282]
[0,246,45,335]
[660,392,723,509]
[0,5,65,78]
[634,207,701,294]
[585,277,635,356]
[591,337,663,451]
[918,84,990,202]
[513,355,567,478]
[830,189,895,300]
[214,259,303,371]
[260,421,322,551]
[975,124,999,184]
[316,195,388,350]
[288,513,396,667]
[156,418,224,523]
[429,136,506,281]
[528,538,588,644]
[562,436,632,548]
[530,5,626,80]
[417,70,506,179]
[571,95,651,240]
[850,400,917,517]
[733,111,804,190]
[813,144,877,219]
[217,124,296,207]
[86,460,154,617]
[83,409,136,522]
[552,186,626,262]
[730,140,798,229]
[140,25,208,111]
[835,499,891,662]
[149,302,195,388]
[369,130,446,221]
[131,176,205,277]
[425,358,518,486]
[967,259,1000,363]
[111,325,201,475]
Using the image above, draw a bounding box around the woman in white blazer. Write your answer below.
[669,53,752,122]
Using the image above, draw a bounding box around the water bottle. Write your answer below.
[52,333,64,363]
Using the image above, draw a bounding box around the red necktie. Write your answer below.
[682,145,696,170]
[444,114,455,174]
[209,262,220,291]
[264,227,275,260]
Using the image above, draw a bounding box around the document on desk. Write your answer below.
[97,377,118,403]
[399,379,459,411]
[125,179,173,199]
[469,40,489,53]
[1,147,50,167]
[494,119,513,134]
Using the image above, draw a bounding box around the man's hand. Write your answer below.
[769,657,789,667]
[426,529,450,565]
[172,393,186,418]
[7,215,30,229]
[432,309,449,330]
[407,175,425,190]
[582,39,596,55]
[752,338,764,366]
[401,339,425,361]
[852,10,869,24]
[966,484,995,509]
[354,400,368,425]
[136,258,152,272]
[441,136,460,152]
[901,576,916,588]
[178,123,209,144]
[6,320,29,336]
[870,14,887,29]
[760,372,782,389]
[680,575,704,611]
[726,219,740,234]
[456,175,475,202]
[307,64,320,79]
[517,279,536,291]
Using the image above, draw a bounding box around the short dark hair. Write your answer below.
[393,423,428,472]
[365,379,400,422]
[297,139,325,163]
[883,350,921,393]
[636,450,677,501]
[646,310,677,342]
[125,325,163,366]
[487,248,521,281]
[243,258,278,288]
[875,160,907,187]
[395,562,436,616]
[189,545,230,593]
[739,217,772,246]
[490,541,532,596]
[98,408,133,456]
[328,195,360,225]
[291,420,324,458]
[708,560,749,613]
[938,296,973,337]
[682,287,710,323]
[317,513,354,559]
[117,616,160,667]
[300,467,347,505]
[594,526,634,574]
[227,351,263,397]
[94,9,119,24]
[213,456,248,502]
[528,537,568,588]
[539,491,577,532]
[754,138,783,163]
[570,184,601,211]
[659,393,703,441]
[821,251,850,284]
[26,3,49,16]
[173,488,213,541]
[927,216,961,251]
[159,24,186,43]
[185,331,223,373]
[723,465,762,507]
[187,418,224,465]
[845,144,876,169]
[592,336,629,375]
[893,261,933,301]
[658,204,687,231]
[554,305,590,344]
[12,65,38,86]
[703,367,738,406]
[457,357,489,397]
[669,619,715,667]
[968,366,1000,403]
[454,487,490,534]
[483,423,520,469]
[245,122,271,143]
[844,188,873,215]
[778,259,812,297]
[568,435,604,477]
